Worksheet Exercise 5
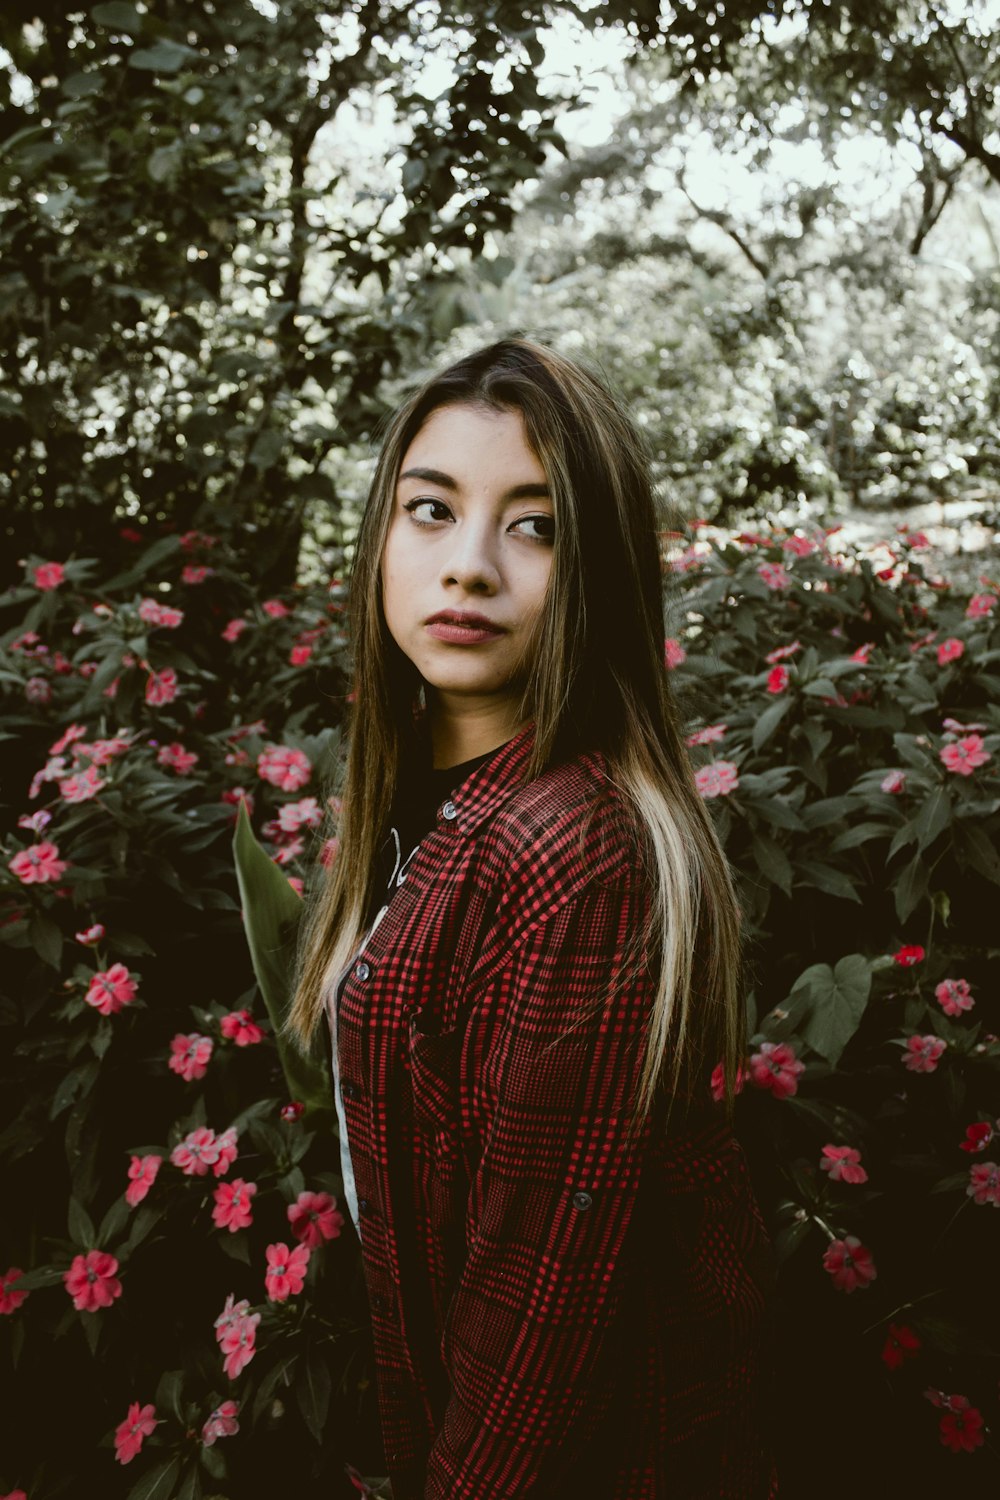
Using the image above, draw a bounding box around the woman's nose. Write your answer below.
[440,519,500,593]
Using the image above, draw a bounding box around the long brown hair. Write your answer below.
[288,338,744,1121]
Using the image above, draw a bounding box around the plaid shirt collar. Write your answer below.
[437,720,536,836]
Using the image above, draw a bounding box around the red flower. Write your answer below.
[32,561,65,590]
[222,617,249,642]
[138,598,184,629]
[758,561,791,590]
[940,733,992,777]
[181,564,213,584]
[280,1101,305,1122]
[171,1126,221,1176]
[935,977,974,1016]
[213,1126,239,1177]
[75,923,105,946]
[819,1145,868,1184]
[257,744,312,791]
[694,760,740,799]
[215,1296,260,1380]
[822,1235,877,1293]
[289,643,313,667]
[663,637,686,669]
[213,1178,257,1233]
[114,1401,157,1464]
[63,1249,122,1311]
[685,723,728,747]
[287,1191,345,1249]
[765,640,802,664]
[880,769,906,794]
[936,637,965,666]
[202,1398,240,1446]
[157,742,199,775]
[220,1009,265,1047]
[262,598,290,618]
[125,1154,162,1207]
[748,1041,804,1100]
[902,1035,947,1073]
[939,1398,985,1453]
[959,1123,994,1153]
[893,944,925,967]
[264,1242,311,1301]
[881,1322,920,1370]
[85,963,138,1017]
[168,1033,214,1081]
[766,665,790,694]
[966,1161,1000,1207]
[966,593,996,619]
[59,764,105,803]
[0,1267,29,1315]
[8,841,68,885]
[145,667,178,706]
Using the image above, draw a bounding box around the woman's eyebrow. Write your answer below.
[398,466,550,501]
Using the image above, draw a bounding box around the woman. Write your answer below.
[289,339,776,1498]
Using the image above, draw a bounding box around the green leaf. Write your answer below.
[894,851,929,923]
[913,785,952,852]
[232,803,333,1127]
[751,833,793,896]
[98,1195,131,1245]
[752,695,792,751]
[68,1195,96,1248]
[175,1467,203,1500]
[28,914,63,968]
[954,821,1000,887]
[155,1368,185,1422]
[829,820,890,852]
[787,954,872,1066]
[91,1,144,29]
[795,859,861,903]
[5,1265,65,1292]
[126,1455,183,1500]
[295,1348,332,1443]
[128,40,198,73]
[101,534,181,593]
[148,141,183,184]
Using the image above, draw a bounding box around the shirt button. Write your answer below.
[354,960,370,981]
[572,1190,593,1211]
[358,1197,369,1212]
[441,799,458,821]
[342,1080,360,1102]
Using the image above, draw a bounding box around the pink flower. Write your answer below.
[25,675,51,704]
[685,723,727,746]
[822,1235,877,1293]
[171,1126,221,1176]
[168,1033,214,1082]
[902,1035,947,1073]
[959,1123,994,1153]
[819,1145,868,1184]
[0,1489,27,1499]
[202,1398,240,1446]
[0,1267,29,1315]
[276,797,323,834]
[694,760,739,799]
[222,786,254,819]
[32,561,65,590]
[287,875,304,896]
[157,742,199,775]
[709,1060,747,1103]
[264,1241,311,1301]
[940,734,991,777]
[850,641,875,664]
[936,637,965,666]
[125,1154,162,1207]
[966,1160,1000,1207]
[18,809,52,834]
[939,1398,985,1452]
[215,1296,260,1379]
[138,598,184,629]
[748,1041,805,1100]
[76,734,132,766]
[262,598,290,618]
[59,764,105,803]
[213,1126,239,1177]
[222,617,249,642]
[213,1178,257,1233]
[220,1009,265,1047]
[766,665,790,694]
[765,640,802,664]
[257,744,312,791]
[75,923,105,946]
[319,836,340,869]
[113,1401,157,1464]
[966,593,996,619]
[935,977,974,1017]
[145,667,178,706]
[664,637,686,669]
[181,564,213,584]
[8,841,68,884]
[880,770,906,794]
[85,963,138,1017]
[287,1190,345,1249]
[281,1101,305,1122]
[781,534,815,557]
[881,1322,920,1370]
[63,1249,122,1311]
[893,944,925,967]
[758,562,791,591]
[289,644,313,667]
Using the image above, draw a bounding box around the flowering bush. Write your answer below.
[1,519,998,1493]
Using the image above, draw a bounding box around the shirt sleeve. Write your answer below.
[423,868,657,1498]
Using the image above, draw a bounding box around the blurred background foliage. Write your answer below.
[2,0,998,595]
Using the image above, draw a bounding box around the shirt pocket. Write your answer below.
[406,1014,463,1148]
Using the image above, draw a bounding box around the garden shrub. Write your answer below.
[1,519,998,1496]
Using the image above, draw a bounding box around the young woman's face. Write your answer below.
[381,402,555,719]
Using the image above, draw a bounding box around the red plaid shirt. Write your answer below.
[334,725,776,1498]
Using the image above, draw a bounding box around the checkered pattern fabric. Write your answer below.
[334,725,777,1498]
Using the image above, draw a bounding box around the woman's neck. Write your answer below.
[427,695,527,770]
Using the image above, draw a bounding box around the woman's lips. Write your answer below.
[425,619,505,644]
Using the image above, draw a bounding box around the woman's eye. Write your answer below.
[403,498,452,524]
[510,514,555,542]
